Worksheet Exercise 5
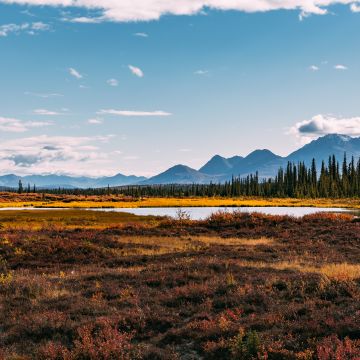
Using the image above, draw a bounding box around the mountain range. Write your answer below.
[0,173,146,190]
[1,134,360,188]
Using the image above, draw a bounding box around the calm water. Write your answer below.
[0,206,355,220]
[85,206,354,220]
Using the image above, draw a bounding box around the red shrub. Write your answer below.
[38,318,141,360]
[316,335,360,360]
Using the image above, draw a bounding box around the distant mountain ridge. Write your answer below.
[1,134,360,188]
[0,173,146,189]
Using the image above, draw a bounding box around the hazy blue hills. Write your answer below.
[0,173,146,189]
[1,134,360,188]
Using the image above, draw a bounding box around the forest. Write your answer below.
[19,154,360,199]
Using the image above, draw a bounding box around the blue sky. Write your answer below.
[0,1,360,177]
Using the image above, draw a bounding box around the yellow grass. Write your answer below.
[110,236,205,256]
[195,236,274,246]
[236,260,360,280]
[0,196,359,209]
[319,263,360,281]
[109,236,275,256]
[0,209,158,230]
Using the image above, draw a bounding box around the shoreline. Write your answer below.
[0,196,359,209]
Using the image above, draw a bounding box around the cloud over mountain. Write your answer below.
[291,114,360,141]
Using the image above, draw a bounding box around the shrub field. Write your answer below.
[0,210,359,359]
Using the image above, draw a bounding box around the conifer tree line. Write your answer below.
[17,154,360,198]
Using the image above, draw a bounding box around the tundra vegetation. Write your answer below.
[0,210,359,359]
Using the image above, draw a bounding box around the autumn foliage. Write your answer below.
[0,210,359,359]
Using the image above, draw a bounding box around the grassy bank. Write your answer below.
[0,192,360,208]
[0,210,360,358]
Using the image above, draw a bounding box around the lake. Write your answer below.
[92,206,356,219]
[0,206,356,220]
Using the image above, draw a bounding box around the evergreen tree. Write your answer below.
[18,180,23,194]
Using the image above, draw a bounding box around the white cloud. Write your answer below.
[134,32,148,37]
[69,67,83,79]
[350,3,360,11]
[128,65,144,78]
[33,109,62,116]
[106,78,119,87]
[309,65,319,71]
[25,91,63,98]
[334,64,348,70]
[1,1,359,22]
[66,16,102,23]
[21,9,36,17]
[0,22,50,37]
[31,22,50,31]
[298,10,309,20]
[88,118,103,124]
[194,69,209,75]
[98,109,172,117]
[290,114,360,142]
[0,135,114,176]
[0,116,52,132]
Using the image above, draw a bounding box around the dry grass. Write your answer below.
[318,263,360,280]
[0,192,360,209]
[0,209,159,230]
[196,236,274,246]
[109,236,206,256]
[235,260,360,281]
[101,236,275,256]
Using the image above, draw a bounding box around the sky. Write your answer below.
[1,0,360,177]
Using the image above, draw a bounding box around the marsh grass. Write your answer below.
[196,236,274,247]
[1,192,360,209]
[0,209,160,230]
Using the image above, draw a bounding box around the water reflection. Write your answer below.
[90,206,353,220]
